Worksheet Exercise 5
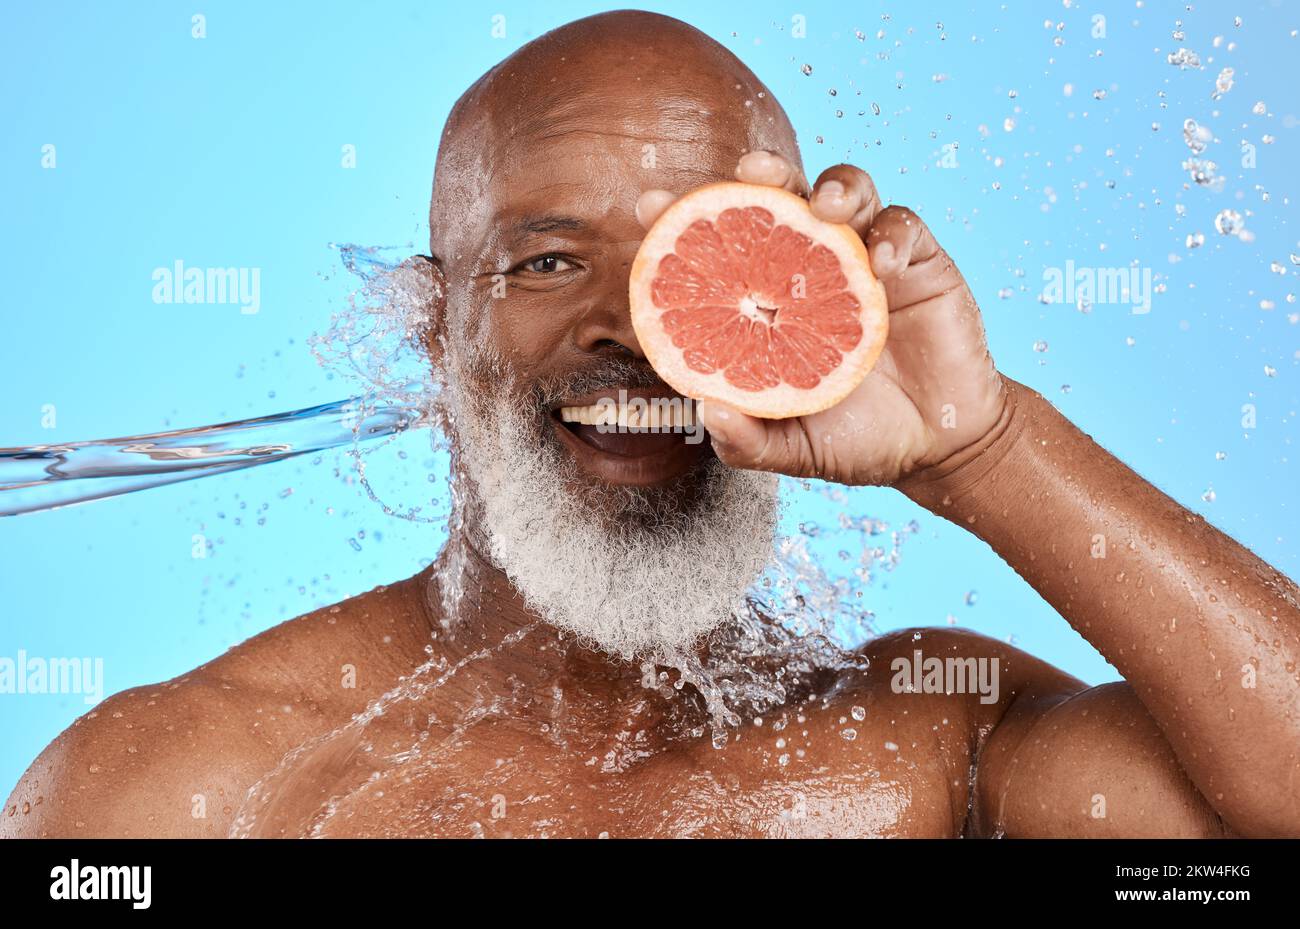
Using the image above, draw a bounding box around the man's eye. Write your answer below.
[522,254,574,274]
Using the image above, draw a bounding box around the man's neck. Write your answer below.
[419,527,693,741]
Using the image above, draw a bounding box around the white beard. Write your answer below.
[441,353,780,660]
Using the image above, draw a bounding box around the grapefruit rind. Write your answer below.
[629,182,889,420]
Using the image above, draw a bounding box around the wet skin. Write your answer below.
[7,11,1300,838]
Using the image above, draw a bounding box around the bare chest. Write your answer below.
[284,719,964,838]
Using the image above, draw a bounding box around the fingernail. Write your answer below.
[816,180,848,210]
[818,180,846,199]
[697,402,732,444]
[872,240,896,269]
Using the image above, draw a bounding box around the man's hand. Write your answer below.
[636,151,1006,487]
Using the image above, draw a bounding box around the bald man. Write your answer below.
[6,11,1299,838]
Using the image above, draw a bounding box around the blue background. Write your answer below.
[2,0,1297,799]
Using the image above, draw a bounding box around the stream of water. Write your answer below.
[0,398,414,518]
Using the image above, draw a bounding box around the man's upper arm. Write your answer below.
[973,678,1229,837]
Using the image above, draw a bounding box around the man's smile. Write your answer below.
[549,385,712,486]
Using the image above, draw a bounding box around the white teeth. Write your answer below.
[558,400,696,429]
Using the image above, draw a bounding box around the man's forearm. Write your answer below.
[900,376,1300,836]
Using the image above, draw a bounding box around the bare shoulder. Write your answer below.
[2,574,432,838]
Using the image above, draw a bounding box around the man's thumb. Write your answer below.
[697,401,771,468]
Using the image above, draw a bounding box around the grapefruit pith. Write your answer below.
[629,182,888,420]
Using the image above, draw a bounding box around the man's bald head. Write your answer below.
[429,10,801,262]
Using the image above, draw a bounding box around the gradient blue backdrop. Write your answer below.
[2,0,1297,799]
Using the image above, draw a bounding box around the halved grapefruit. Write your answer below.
[629,182,889,419]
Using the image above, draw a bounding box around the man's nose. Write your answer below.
[572,289,646,360]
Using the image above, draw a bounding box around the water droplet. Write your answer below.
[1167,47,1201,69]
[1212,67,1234,100]
[1214,209,1244,236]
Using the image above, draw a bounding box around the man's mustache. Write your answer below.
[532,358,666,409]
[453,349,670,439]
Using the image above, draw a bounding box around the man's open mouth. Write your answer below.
[549,386,712,485]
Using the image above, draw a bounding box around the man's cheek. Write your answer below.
[495,291,577,354]
[461,292,502,352]
[449,297,516,377]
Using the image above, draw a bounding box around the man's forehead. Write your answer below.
[441,98,763,257]
[501,108,738,188]
[505,78,762,166]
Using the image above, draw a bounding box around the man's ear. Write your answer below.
[410,254,449,368]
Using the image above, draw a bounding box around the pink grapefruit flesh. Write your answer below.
[630,182,888,420]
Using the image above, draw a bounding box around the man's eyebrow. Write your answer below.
[506,215,588,236]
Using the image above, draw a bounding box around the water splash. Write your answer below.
[308,244,449,523]
[308,244,440,419]
[229,619,540,838]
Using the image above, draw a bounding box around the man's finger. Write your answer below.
[809,164,882,233]
[635,189,678,230]
[735,150,808,194]
[698,401,774,470]
[865,205,962,308]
